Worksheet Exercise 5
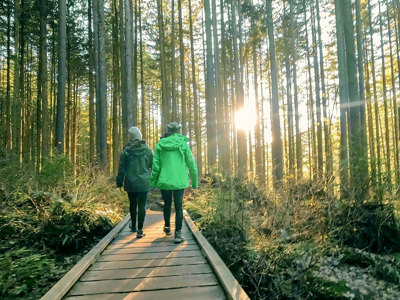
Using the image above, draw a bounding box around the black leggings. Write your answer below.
[161,189,184,232]
[128,192,147,230]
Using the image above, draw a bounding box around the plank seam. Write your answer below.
[40,214,130,300]
[67,284,220,297]
[89,262,209,271]
[79,271,214,282]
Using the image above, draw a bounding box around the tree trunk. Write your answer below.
[267,0,283,186]
[378,0,391,185]
[178,0,187,135]
[204,0,217,170]
[55,0,66,153]
[232,0,247,177]
[188,0,202,177]
[171,0,176,121]
[88,0,96,160]
[335,0,349,193]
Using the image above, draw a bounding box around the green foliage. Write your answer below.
[0,249,61,299]
[333,201,400,253]
[187,175,400,299]
[0,154,128,299]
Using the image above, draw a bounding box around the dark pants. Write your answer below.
[128,192,148,230]
[161,189,184,232]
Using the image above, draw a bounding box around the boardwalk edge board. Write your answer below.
[183,210,250,300]
[40,214,130,300]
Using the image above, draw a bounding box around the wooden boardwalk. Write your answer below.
[42,210,249,300]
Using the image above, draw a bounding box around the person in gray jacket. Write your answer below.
[116,127,153,238]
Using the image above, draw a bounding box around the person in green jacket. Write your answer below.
[151,122,198,243]
[116,127,153,238]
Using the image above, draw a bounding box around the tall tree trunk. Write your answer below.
[123,0,134,140]
[98,0,108,170]
[368,0,382,187]
[178,0,187,134]
[112,0,120,173]
[378,0,391,185]
[335,0,349,193]
[157,0,169,129]
[5,2,12,149]
[311,4,323,177]
[386,1,400,185]
[253,39,264,186]
[204,0,217,170]
[304,4,317,179]
[171,0,177,121]
[232,0,247,177]
[267,0,283,186]
[316,0,332,181]
[139,0,146,140]
[88,0,96,160]
[221,0,231,173]
[188,0,202,177]
[211,0,224,171]
[342,0,368,198]
[55,0,67,153]
[39,0,49,162]
[132,0,138,126]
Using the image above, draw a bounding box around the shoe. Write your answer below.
[174,230,184,243]
[137,229,145,238]
[163,226,171,236]
[129,224,137,232]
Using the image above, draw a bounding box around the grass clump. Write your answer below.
[186,175,400,299]
[0,153,127,299]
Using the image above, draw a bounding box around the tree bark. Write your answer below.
[267,0,283,186]
[55,0,67,153]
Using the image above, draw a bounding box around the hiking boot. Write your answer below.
[174,230,184,243]
[129,224,137,232]
[137,229,145,238]
[163,226,171,236]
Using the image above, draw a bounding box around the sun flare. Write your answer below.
[235,106,257,131]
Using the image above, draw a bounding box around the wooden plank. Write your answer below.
[183,210,250,300]
[109,237,195,245]
[89,256,208,271]
[67,273,219,295]
[102,243,199,255]
[64,285,226,300]
[106,239,197,249]
[80,264,213,281]
[40,215,130,300]
[111,231,193,243]
[97,250,202,262]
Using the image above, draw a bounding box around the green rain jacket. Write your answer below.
[151,134,198,190]
[116,139,153,192]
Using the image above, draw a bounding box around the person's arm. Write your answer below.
[150,145,161,187]
[116,151,126,188]
[148,148,153,170]
[185,144,198,189]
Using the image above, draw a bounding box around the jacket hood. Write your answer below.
[158,134,189,150]
[124,139,148,156]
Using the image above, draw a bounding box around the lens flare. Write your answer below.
[235,106,257,131]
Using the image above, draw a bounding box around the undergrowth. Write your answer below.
[186,175,400,299]
[0,153,127,299]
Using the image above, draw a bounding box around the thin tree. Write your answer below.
[266,0,283,186]
[55,0,67,153]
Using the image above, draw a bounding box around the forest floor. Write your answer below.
[185,175,400,300]
[0,154,128,299]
